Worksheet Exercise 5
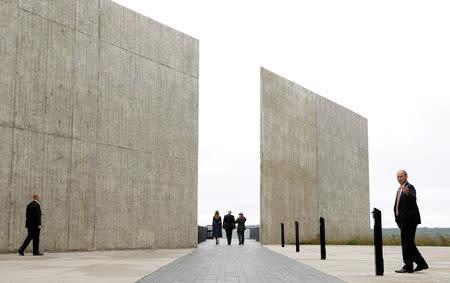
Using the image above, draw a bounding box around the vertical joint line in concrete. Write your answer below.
[41,16,50,196]
[73,1,76,33]
[92,0,101,249]
[67,18,77,250]
[7,5,19,249]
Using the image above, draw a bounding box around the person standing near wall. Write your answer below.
[212,211,222,245]
[223,210,235,245]
[18,193,43,256]
[394,170,428,273]
[235,212,247,245]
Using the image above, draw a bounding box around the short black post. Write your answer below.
[281,223,285,247]
[319,217,326,260]
[295,221,300,252]
[372,208,384,276]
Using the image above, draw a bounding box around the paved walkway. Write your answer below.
[0,248,193,282]
[138,239,343,283]
[267,244,450,283]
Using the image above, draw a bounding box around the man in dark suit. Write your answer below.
[394,170,427,273]
[222,210,235,245]
[18,193,43,256]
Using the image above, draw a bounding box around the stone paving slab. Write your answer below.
[0,248,193,282]
[138,239,344,282]
[266,244,450,283]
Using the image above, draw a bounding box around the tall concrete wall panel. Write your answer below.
[0,0,198,252]
[316,95,370,240]
[260,68,369,245]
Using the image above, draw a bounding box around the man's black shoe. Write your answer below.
[18,249,24,256]
[33,253,44,256]
[414,263,429,272]
[395,267,413,273]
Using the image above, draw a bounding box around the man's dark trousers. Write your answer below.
[20,228,40,254]
[225,229,233,245]
[394,182,427,271]
[400,223,426,270]
[237,230,245,245]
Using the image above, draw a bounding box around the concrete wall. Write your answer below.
[260,68,369,245]
[0,0,198,252]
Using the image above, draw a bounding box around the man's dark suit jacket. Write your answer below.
[25,201,41,229]
[223,214,235,230]
[394,182,421,227]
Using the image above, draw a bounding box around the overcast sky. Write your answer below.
[114,0,450,228]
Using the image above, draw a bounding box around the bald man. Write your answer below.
[394,170,427,273]
[18,193,43,256]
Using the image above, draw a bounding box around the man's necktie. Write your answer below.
[395,187,402,216]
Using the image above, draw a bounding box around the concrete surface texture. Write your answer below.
[266,244,450,283]
[0,0,198,252]
[139,239,344,282]
[260,68,369,244]
[0,247,194,283]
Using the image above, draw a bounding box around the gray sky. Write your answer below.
[114,0,450,228]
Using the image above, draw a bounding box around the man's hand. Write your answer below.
[401,185,409,195]
[38,225,42,230]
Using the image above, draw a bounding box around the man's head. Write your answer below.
[33,193,40,202]
[397,170,408,185]
[228,210,232,214]
[239,212,243,217]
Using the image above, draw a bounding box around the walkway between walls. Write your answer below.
[138,239,343,283]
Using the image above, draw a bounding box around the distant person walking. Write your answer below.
[212,211,222,245]
[18,193,43,256]
[223,210,236,245]
[394,170,428,273]
[235,212,247,245]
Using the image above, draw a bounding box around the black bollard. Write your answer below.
[295,221,300,252]
[372,208,384,276]
[281,223,285,247]
[319,217,326,260]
